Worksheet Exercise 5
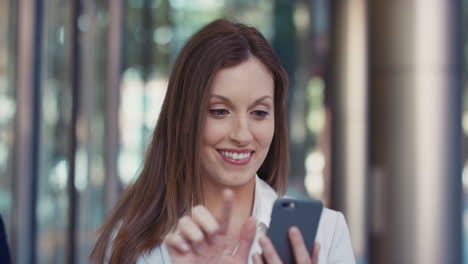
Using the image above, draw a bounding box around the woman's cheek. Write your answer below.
[204,118,231,143]
[252,120,275,145]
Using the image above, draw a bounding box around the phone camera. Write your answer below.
[281,202,295,209]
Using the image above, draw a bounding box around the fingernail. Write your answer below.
[291,227,302,238]
[178,241,190,252]
[224,189,234,199]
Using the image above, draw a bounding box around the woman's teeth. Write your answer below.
[220,151,251,160]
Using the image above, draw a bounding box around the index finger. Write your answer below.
[289,226,310,264]
[218,189,234,235]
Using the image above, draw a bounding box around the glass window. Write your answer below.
[75,2,108,263]
[37,1,72,263]
[6,0,335,261]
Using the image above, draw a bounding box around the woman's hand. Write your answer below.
[252,227,320,264]
[164,189,257,264]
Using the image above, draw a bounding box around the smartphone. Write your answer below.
[265,198,323,264]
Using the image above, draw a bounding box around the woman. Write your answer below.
[91,19,355,264]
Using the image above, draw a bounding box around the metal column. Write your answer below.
[13,0,43,263]
[66,0,82,263]
[105,0,123,212]
[368,0,463,263]
[329,0,368,261]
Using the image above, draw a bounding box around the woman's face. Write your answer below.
[200,56,275,188]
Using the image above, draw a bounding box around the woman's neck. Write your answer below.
[202,176,256,237]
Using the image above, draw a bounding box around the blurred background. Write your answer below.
[0,0,466,263]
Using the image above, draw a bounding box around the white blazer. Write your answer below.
[131,176,355,264]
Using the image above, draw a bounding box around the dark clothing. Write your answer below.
[0,215,11,264]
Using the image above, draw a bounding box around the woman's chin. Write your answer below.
[217,174,255,188]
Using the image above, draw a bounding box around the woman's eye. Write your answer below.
[252,110,269,118]
[209,109,230,117]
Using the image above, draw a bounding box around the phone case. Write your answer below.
[265,199,323,264]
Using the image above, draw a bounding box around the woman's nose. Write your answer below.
[229,115,253,146]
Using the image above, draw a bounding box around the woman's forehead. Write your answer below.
[210,57,274,99]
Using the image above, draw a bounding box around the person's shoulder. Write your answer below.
[317,208,343,242]
[316,208,356,263]
[108,222,169,264]
[319,207,344,226]
[0,215,11,264]
[137,243,170,264]
[317,207,349,241]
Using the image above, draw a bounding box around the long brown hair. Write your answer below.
[90,18,289,263]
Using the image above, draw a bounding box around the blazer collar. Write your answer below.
[252,175,279,228]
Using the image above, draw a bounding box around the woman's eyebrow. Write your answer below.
[209,94,273,106]
[210,94,231,103]
[252,95,273,105]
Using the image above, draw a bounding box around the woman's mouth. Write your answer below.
[217,149,254,166]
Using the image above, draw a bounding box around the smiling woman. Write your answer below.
[90,18,354,264]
